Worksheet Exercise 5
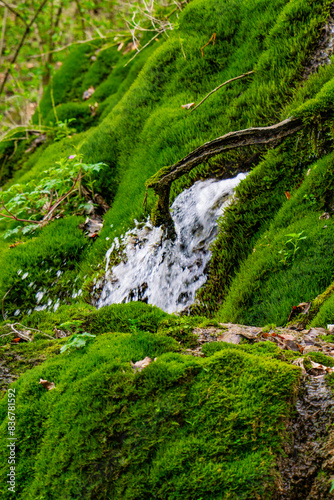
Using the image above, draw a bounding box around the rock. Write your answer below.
[217,332,242,344]
[309,327,327,335]
[303,345,320,354]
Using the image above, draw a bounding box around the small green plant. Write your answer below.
[128,319,139,334]
[0,153,107,238]
[303,193,317,207]
[278,231,307,266]
[262,323,276,333]
[52,118,77,142]
[59,320,84,333]
[60,332,96,354]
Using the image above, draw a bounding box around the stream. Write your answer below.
[93,173,247,313]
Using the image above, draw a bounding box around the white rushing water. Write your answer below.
[96,173,247,313]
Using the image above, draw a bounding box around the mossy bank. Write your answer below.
[1,0,334,497]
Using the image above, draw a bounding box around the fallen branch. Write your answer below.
[0,323,54,341]
[146,117,303,231]
[190,71,255,114]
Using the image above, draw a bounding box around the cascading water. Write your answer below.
[95,173,247,313]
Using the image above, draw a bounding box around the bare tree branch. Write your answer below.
[0,0,48,97]
[190,71,255,114]
[0,6,8,66]
[0,0,27,26]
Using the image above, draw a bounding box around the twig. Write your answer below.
[201,33,216,57]
[0,323,54,341]
[124,30,163,67]
[0,0,27,26]
[14,323,54,340]
[0,332,14,339]
[0,6,8,66]
[190,71,255,114]
[2,287,12,321]
[0,204,40,224]
[0,0,48,97]
[10,324,32,341]
[28,35,110,59]
[42,172,80,223]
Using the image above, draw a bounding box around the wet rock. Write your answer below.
[303,6,334,79]
[277,375,334,500]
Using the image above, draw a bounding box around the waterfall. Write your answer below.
[95,173,247,313]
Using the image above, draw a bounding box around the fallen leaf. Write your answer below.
[309,360,333,374]
[89,102,98,117]
[285,191,291,200]
[39,379,56,390]
[181,102,195,110]
[82,86,95,101]
[131,357,152,373]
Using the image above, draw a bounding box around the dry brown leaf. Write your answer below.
[82,86,95,101]
[131,357,152,373]
[39,379,56,391]
[181,102,195,110]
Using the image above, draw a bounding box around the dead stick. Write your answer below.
[14,323,54,340]
[1,287,12,321]
[124,30,163,67]
[190,71,255,114]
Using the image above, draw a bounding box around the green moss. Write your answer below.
[0,217,88,318]
[307,351,334,368]
[0,332,300,499]
[2,0,331,307]
[214,152,334,326]
[19,302,169,338]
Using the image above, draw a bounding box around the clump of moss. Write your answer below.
[307,351,334,368]
[0,332,300,499]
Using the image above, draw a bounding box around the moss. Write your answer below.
[18,302,169,338]
[0,217,88,318]
[157,317,200,349]
[215,152,334,326]
[0,336,63,392]
[307,351,334,368]
[0,332,300,499]
[1,0,330,309]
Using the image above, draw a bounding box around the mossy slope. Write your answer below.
[0,325,300,499]
[1,0,332,319]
